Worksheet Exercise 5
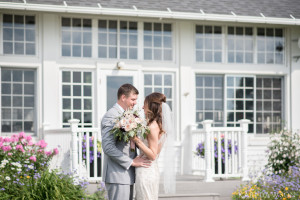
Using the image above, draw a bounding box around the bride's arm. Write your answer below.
[133,122,159,161]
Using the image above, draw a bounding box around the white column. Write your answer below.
[69,119,80,173]
[203,120,214,182]
[239,119,250,181]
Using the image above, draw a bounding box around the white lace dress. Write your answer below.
[135,135,165,200]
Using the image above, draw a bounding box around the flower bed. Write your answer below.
[0,132,107,199]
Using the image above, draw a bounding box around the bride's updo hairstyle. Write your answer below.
[144,92,166,135]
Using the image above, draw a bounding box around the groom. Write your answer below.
[101,83,151,200]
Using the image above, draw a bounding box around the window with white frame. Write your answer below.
[257,28,284,64]
[2,14,36,55]
[62,71,93,128]
[195,74,284,134]
[195,75,224,128]
[1,69,36,133]
[144,73,174,110]
[61,18,92,57]
[144,23,172,61]
[98,20,138,59]
[227,27,253,63]
[195,25,222,62]
[256,77,283,134]
[226,76,254,132]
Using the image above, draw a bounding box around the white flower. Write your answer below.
[5,176,11,180]
[17,168,22,172]
[28,165,34,169]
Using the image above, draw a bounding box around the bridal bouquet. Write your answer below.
[111,109,150,151]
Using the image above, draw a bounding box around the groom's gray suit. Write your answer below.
[101,104,136,200]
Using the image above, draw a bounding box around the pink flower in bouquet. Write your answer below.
[29,156,36,162]
[16,144,25,153]
[53,148,59,155]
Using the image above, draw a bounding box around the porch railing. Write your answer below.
[69,119,102,181]
[191,119,250,182]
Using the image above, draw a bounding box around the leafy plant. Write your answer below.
[82,134,101,163]
[265,130,300,174]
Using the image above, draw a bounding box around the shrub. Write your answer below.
[265,131,300,174]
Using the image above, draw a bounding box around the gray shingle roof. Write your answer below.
[2,0,300,19]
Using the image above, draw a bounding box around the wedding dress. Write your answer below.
[134,134,166,200]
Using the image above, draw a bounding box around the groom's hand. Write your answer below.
[132,155,151,168]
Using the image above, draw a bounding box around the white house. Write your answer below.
[0,0,300,179]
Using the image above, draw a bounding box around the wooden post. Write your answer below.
[203,120,214,182]
[69,119,80,174]
[239,119,250,181]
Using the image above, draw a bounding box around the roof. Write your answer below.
[1,0,300,19]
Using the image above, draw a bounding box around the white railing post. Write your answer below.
[203,120,214,182]
[239,119,250,181]
[69,119,80,174]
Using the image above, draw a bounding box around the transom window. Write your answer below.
[1,68,36,133]
[61,17,92,57]
[143,23,172,61]
[98,20,138,59]
[257,28,284,64]
[195,75,224,128]
[62,71,93,128]
[2,14,36,55]
[227,27,253,63]
[195,25,222,62]
[195,74,284,134]
[144,73,174,110]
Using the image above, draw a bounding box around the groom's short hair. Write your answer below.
[117,84,139,99]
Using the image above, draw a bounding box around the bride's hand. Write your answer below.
[132,136,140,144]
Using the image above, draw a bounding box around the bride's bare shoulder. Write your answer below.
[149,121,159,131]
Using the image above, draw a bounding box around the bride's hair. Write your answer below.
[144,92,166,135]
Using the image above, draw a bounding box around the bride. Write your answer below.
[132,92,176,200]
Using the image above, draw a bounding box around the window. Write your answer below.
[256,77,283,134]
[3,14,36,55]
[195,75,224,128]
[257,28,284,64]
[1,69,36,133]
[226,76,254,132]
[195,75,284,134]
[62,71,93,128]
[144,23,172,61]
[144,73,174,110]
[98,20,138,59]
[227,27,253,63]
[196,25,222,62]
[61,18,92,57]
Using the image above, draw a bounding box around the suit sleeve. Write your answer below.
[101,112,133,170]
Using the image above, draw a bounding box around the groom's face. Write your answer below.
[123,92,138,110]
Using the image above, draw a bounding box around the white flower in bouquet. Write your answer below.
[111,108,150,151]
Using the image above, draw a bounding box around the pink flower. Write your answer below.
[28,141,33,146]
[2,145,12,152]
[45,151,52,156]
[16,144,25,153]
[3,137,11,143]
[53,148,59,155]
[29,156,36,162]
[25,135,32,142]
[36,140,47,148]
[18,132,26,139]
[0,142,3,148]
[0,137,3,142]
[7,153,12,156]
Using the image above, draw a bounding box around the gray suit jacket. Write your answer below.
[101,104,136,185]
